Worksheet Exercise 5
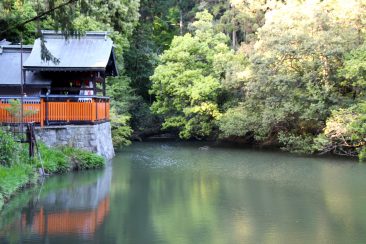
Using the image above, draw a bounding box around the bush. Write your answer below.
[278,132,316,154]
[37,144,70,174]
[110,111,132,148]
[0,140,105,211]
[36,144,105,173]
[315,102,366,161]
[0,130,20,167]
[359,147,366,162]
[62,147,105,170]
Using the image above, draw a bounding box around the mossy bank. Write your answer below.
[0,130,105,211]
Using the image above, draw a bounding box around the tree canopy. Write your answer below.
[1,0,365,160]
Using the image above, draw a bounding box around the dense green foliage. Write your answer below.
[150,11,232,138]
[37,143,105,173]
[1,0,365,160]
[149,0,365,160]
[62,146,105,170]
[0,129,20,167]
[0,164,34,199]
[219,1,364,142]
[315,102,366,159]
[0,0,140,146]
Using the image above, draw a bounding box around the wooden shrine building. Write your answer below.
[0,31,118,126]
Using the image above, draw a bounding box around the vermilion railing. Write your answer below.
[0,96,110,127]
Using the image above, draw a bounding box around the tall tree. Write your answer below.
[219,0,365,151]
[150,11,233,139]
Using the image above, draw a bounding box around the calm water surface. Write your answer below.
[1,141,366,244]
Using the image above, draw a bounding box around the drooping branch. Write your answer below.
[0,0,79,35]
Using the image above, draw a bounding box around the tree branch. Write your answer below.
[0,0,79,35]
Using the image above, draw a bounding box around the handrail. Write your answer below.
[41,95,110,100]
[0,96,41,100]
[0,95,109,100]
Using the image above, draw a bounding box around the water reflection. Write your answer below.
[107,142,366,244]
[1,142,366,244]
[0,166,111,243]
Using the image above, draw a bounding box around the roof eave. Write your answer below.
[111,48,119,77]
[23,67,106,72]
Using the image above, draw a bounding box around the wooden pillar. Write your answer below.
[66,99,70,122]
[102,76,106,96]
[45,96,49,126]
[40,98,44,127]
[23,70,26,85]
[93,80,97,96]
[93,72,98,96]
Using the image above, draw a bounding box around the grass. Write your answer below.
[0,131,106,211]
[0,164,36,202]
[37,144,70,174]
[62,147,105,170]
[38,144,105,173]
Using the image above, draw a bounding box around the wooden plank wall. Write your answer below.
[0,98,110,126]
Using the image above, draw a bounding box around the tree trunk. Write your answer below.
[232,30,237,48]
[179,0,183,35]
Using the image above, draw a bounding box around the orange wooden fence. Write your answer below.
[0,96,110,126]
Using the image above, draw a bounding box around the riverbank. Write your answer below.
[0,134,105,211]
[135,132,365,162]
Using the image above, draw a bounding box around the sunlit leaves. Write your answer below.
[315,102,366,160]
[150,11,232,139]
[339,44,366,97]
[219,0,365,149]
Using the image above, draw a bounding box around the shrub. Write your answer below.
[359,147,366,162]
[315,102,366,161]
[278,132,316,154]
[34,144,104,173]
[0,129,20,167]
[62,147,105,170]
[37,144,70,174]
[110,111,132,148]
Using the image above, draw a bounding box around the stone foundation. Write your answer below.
[35,122,115,160]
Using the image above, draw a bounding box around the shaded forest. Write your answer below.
[1,0,365,160]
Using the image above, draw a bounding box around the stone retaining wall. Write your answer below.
[35,122,115,160]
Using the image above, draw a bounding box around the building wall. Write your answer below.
[35,122,115,160]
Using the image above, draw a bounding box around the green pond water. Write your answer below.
[1,141,366,244]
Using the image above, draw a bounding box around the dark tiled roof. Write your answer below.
[0,45,51,86]
[24,31,115,72]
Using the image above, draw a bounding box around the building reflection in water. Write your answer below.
[21,197,109,235]
[20,166,112,237]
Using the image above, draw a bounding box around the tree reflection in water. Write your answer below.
[2,142,366,244]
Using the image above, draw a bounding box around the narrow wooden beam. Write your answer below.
[102,75,106,96]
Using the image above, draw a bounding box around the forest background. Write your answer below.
[1,0,365,160]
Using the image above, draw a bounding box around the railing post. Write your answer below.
[92,98,96,122]
[67,99,70,122]
[40,98,44,127]
[45,96,49,126]
[95,98,98,122]
[104,99,107,121]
